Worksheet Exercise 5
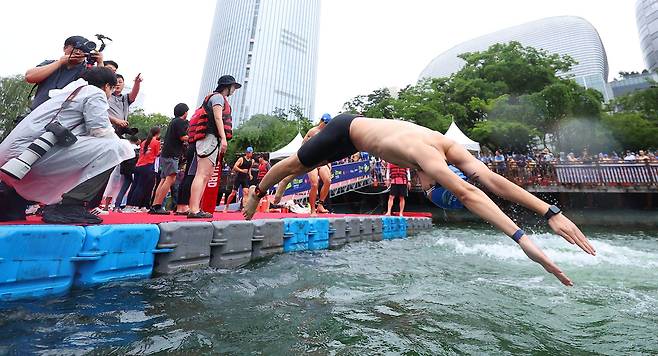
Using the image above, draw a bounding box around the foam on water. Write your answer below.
[431,231,658,268]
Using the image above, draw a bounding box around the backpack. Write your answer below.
[188,93,233,143]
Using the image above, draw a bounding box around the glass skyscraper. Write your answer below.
[198,0,321,127]
[636,0,658,71]
[419,16,612,101]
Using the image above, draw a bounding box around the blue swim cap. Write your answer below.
[246,146,254,153]
[426,165,468,210]
[321,113,332,124]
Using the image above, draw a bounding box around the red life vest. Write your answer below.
[257,161,270,180]
[188,93,233,143]
[388,164,408,185]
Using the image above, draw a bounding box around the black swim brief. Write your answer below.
[297,114,360,167]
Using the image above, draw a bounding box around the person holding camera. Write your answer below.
[25,35,104,110]
[0,67,134,224]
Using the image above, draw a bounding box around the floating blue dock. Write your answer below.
[0,215,432,301]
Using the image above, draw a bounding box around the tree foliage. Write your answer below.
[0,75,33,140]
[127,109,171,139]
[225,106,313,164]
[341,41,627,153]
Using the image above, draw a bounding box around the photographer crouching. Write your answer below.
[0,67,134,224]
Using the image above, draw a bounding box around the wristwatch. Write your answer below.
[544,205,561,220]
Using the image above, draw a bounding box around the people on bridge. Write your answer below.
[243,114,596,286]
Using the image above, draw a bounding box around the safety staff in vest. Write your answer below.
[188,75,240,218]
[385,162,411,216]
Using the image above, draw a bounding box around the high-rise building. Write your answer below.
[198,0,321,127]
[419,16,613,101]
[636,0,658,71]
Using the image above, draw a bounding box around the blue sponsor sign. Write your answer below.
[282,161,371,196]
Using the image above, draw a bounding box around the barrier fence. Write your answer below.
[492,162,658,187]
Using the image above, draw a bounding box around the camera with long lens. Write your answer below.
[0,121,77,180]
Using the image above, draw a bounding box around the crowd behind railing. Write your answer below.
[363,148,658,190]
[480,148,658,187]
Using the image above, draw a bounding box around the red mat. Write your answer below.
[0,211,375,226]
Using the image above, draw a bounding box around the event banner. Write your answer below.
[282,160,371,196]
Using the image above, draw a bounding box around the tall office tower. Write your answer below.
[420,16,613,101]
[198,0,321,127]
[636,0,658,70]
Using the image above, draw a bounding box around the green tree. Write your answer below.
[609,86,658,122]
[600,112,658,151]
[127,109,171,139]
[0,75,33,140]
[470,120,539,153]
[343,88,397,119]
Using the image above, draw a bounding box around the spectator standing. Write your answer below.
[150,104,190,214]
[385,163,411,216]
[108,73,142,132]
[188,75,241,218]
[101,73,143,210]
[125,127,161,211]
[493,150,506,173]
[224,147,254,212]
[256,156,271,185]
[115,136,140,211]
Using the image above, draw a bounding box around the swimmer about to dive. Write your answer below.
[243,114,596,286]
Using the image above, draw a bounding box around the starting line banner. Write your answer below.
[282,161,371,196]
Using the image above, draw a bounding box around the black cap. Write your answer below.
[64,35,89,47]
[217,75,242,89]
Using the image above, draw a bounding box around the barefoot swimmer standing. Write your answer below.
[243,114,596,286]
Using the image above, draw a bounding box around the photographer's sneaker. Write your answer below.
[42,204,102,225]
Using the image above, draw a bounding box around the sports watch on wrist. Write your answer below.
[544,205,561,220]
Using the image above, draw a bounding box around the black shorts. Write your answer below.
[389,184,408,197]
[297,114,360,167]
[233,175,250,190]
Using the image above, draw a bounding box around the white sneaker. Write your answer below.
[25,204,41,215]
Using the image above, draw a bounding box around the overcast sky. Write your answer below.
[0,0,645,119]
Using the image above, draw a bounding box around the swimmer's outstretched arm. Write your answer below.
[444,144,596,256]
[415,150,577,286]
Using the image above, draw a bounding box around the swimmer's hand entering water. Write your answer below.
[548,214,596,256]
[518,235,573,286]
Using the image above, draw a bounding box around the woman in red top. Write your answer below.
[125,127,161,210]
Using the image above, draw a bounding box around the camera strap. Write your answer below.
[47,85,87,130]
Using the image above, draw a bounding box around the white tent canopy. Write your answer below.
[444,121,481,152]
[269,132,305,160]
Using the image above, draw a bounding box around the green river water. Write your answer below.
[1,224,657,355]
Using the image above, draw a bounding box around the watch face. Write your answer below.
[549,205,560,214]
